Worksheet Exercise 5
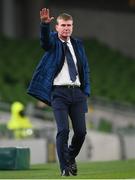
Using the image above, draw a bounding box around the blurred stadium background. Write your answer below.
[1,0,135,165]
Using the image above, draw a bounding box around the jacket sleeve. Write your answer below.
[40,22,54,51]
[81,42,91,96]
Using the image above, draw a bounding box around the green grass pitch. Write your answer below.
[0,159,135,179]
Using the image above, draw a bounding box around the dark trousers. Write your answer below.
[51,86,87,172]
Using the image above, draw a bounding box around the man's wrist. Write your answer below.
[40,22,50,26]
[41,20,50,24]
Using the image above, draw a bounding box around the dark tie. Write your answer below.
[63,42,78,82]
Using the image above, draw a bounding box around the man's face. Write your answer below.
[55,19,73,40]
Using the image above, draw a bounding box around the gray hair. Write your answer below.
[56,13,73,24]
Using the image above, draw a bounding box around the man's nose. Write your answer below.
[65,25,70,28]
[65,26,69,29]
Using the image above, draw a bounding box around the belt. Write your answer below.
[53,85,80,89]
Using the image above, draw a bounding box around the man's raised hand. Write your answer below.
[40,8,54,23]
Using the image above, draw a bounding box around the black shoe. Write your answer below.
[61,168,70,176]
[69,159,77,176]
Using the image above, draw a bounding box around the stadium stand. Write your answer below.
[0,36,135,105]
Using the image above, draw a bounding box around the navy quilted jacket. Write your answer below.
[27,23,90,106]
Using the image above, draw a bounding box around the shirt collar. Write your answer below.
[59,38,71,44]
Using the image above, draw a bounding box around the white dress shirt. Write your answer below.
[53,38,81,86]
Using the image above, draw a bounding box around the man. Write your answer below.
[28,8,90,176]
